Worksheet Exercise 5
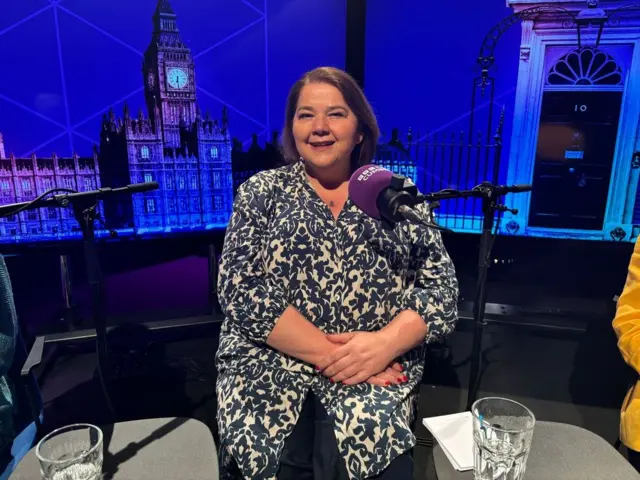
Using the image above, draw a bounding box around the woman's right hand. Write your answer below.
[366,362,408,387]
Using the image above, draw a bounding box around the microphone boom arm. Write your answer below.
[0,182,159,218]
[377,174,531,233]
[381,174,532,409]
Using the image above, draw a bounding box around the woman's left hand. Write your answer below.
[316,331,396,385]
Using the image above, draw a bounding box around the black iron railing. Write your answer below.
[403,112,505,233]
[232,117,504,235]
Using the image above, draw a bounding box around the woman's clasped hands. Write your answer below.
[316,331,409,387]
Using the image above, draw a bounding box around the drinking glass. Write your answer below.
[35,423,103,480]
[472,397,535,480]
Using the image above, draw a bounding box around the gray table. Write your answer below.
[433,421,639,480]
[10,417,218,480]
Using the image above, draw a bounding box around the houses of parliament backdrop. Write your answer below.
[0,0,345,242]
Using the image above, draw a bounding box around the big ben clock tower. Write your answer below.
[98,0,234,232]
[143,0,196,148]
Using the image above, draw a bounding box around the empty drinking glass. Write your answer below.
[472,397,535,480]
[35,423,103,480]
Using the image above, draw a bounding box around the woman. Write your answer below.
[215,66,459,480]
[614,237,640,472]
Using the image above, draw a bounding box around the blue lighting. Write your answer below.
[5,0,638,244]
[0,0,346,244]
[365,1,640,243]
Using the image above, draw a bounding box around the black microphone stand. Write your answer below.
[465,184,516,411]
[71,197,116,418]
[384,178,529,411]
[420,182,513,409]
[0,182,159,421]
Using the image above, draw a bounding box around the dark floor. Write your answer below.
[29,309,635,480]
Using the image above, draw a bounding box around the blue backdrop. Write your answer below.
[0,0,346,157]
[1,1,637,244]
[365,1,523,233]
[365,0,520,181]
[366,2,520,139]
[0,0,346,243]
[365,1,640,243]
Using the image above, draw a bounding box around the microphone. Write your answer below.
[491,183,532,195]
[121,181,160,194]
[348,165,434,230]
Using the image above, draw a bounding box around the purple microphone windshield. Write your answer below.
[348,165,393,220]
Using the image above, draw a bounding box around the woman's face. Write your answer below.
[292,82,363,173]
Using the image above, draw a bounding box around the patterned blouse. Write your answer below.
[215,160,459,479]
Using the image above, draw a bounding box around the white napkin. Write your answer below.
[422,412,474,471]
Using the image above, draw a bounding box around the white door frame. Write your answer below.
[503,24,640,241]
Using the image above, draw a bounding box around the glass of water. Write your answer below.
[35,423,103,480]
[471,397,535,480]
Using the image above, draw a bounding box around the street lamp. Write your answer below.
[575,0,608,48]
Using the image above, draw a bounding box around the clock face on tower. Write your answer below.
[166,67,188,89]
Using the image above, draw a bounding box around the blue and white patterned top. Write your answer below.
[215,160,459,479]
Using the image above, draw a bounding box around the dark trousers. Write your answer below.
[629,448,640,473]
[277,391,414,479]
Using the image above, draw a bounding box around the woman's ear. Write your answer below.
[357,133,364,144]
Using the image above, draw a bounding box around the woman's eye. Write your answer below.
[298,113,312,119]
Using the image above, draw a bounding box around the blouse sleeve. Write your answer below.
[400,204,459,344]
[217,173,289,345]
[613,236,640,373]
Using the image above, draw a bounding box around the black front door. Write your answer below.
[528,90,622,230]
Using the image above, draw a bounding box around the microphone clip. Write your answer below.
[378,174,451,233]
[378,174,421,230]
[389,174,420,197]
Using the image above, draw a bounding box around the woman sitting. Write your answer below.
[215,66,459,479]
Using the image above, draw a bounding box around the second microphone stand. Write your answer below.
[465,185,516,411]
[0,182,158,421]
[417,181,525,410]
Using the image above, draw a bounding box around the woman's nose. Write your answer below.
[312,115,329,134]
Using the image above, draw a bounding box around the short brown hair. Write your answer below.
[281,67,380,169]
